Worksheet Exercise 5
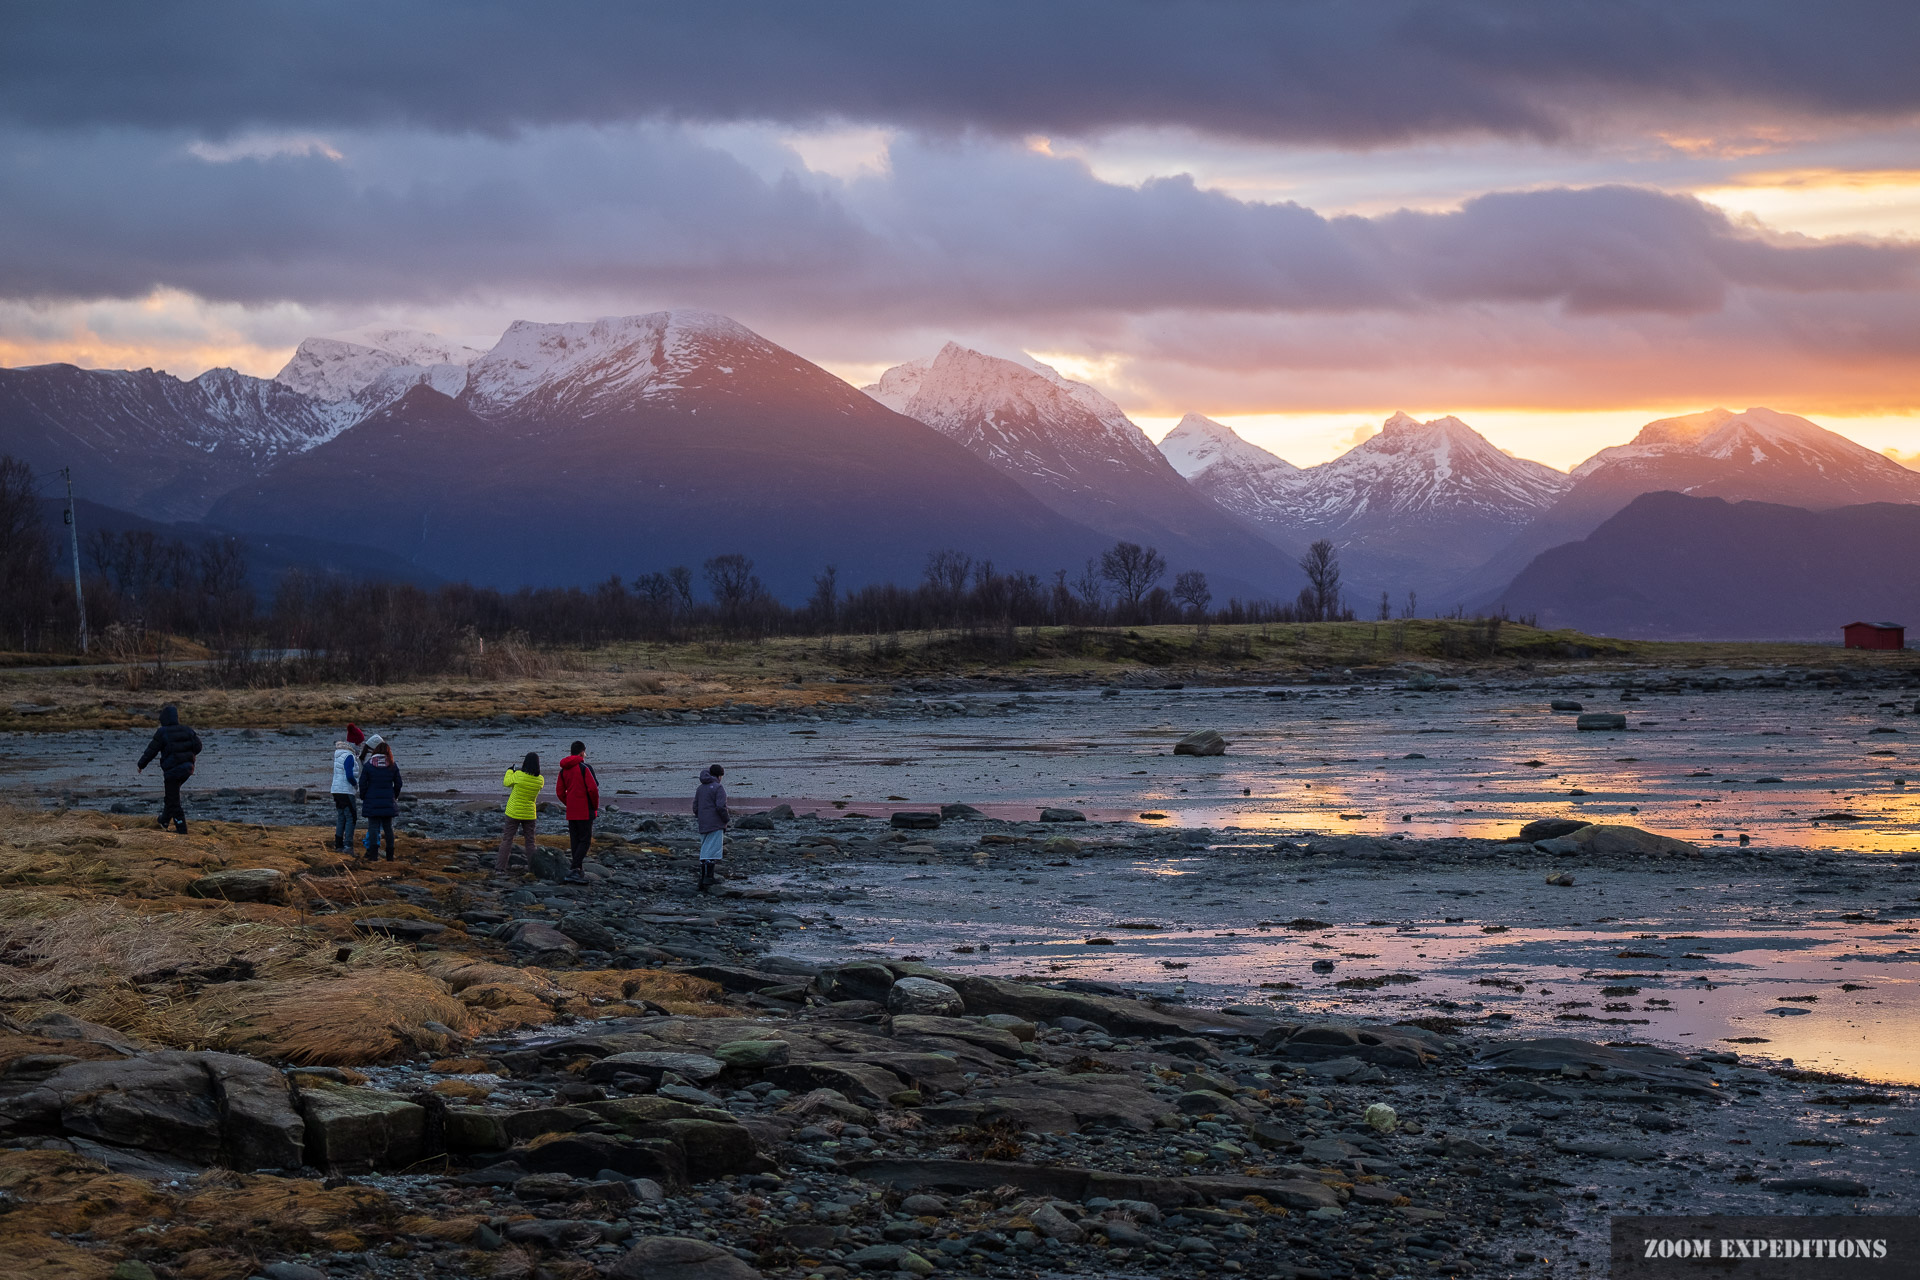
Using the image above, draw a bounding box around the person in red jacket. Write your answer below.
[555,740,601,884]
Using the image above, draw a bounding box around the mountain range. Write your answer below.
[3,309,1916,631]
[1496,492,1920,640]
[210,312,1123,593]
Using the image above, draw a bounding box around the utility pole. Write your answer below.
[60,467,87,654]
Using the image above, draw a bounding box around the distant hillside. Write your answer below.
[1495,491,1920,639]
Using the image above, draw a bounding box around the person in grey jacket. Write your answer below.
[693,765,728,891]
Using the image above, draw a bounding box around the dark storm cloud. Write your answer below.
[5,1,1917,144]
[0,129,1909,322]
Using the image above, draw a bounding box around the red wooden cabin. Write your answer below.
[1843,621,1905,650]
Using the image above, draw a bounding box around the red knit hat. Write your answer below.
[346,724,365,744]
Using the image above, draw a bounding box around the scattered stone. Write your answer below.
[1039,807,1087,822]
[1545,871,1576,887]
[1765,1176,1870,1197]
[1174,730,1228,756]
[1519,817,1590,842]
[1576,713,1628,730]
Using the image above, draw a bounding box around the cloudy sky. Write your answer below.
[3,1,1917,467]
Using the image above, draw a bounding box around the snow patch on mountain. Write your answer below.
[461,309,782,417]
[274,329,482,402]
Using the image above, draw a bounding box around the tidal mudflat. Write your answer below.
[4,667,1919,1277]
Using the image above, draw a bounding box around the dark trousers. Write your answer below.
[162,775,187,829]
[568,818,594,870]
[363,815,394,859]
[333,794,358,849]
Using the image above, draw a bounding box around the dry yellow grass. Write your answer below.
[6,621,1916,734]
[0,1149,403,1280]
[0,805,728,1066]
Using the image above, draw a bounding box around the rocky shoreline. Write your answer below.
[3,796,1917,1280]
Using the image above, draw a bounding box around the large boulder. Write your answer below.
[1038,807,1086,823]
[885,977,965,1017]
[0,1049,304,1171]
[45,1052,225,1163]
[764,1061,908,1107]
[1533,824,1698,858]
[584,1097,762,1181]
[529,845,572,882]
[889,1015,1027,1059]
[1173,730,1227,757]
[296,1080,427,1173]
[609,1236,763,1280]
[498,919,580,956]
[203,1052,306,1170]
[557,913,622,952]
[714,1039,790,1069]
[1258,1023,1443,1070]
[185,868,289,904]
[813,961,896,1004]
[889,811,941,830]
[1519,818,1591,842]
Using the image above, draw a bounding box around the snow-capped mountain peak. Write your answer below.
[273,329,482,402]
[1287,412,1570,525]
[1158,413,1297,481]
[460,309,829,419]
[866,343,1165,473]
[1569,406,1915,484]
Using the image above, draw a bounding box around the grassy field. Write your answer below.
[2,620,1915,733]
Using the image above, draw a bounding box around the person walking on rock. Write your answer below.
[357,735,403,862]
[693,764,728,892]
[556,740,600,885]
[330,723,366,851]
[496,752,544,875]
[137,704,201,834]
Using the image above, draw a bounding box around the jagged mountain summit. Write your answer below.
[273,328,484,403]
[212,311,1114,592]
[0,363,346,520]
[866,345,1299,595]
[1165,410,1569,598]
[1454,406,1920,606]
[1157,413,1304,531]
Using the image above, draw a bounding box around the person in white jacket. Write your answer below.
[330,723,367,851]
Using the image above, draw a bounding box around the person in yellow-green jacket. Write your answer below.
[495,751,544,874]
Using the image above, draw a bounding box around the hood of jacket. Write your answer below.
[159,704,179,727]
[699,769,716,786]
[562,754,586,770]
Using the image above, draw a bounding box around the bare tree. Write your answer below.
[703,554,755,608]
[1173,569,1212,619]
[1073,559,1105,612]
[1402,590,1417,620]
[1298,539,1342,621]
[1099,541,1166,607]
[668,565,695,611]
[809,564,838,628]
[1378,590,1391,621]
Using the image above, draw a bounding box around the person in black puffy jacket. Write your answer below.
[137,704,202,834]
[357,735,404,862]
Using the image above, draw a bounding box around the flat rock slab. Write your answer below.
[841,1157,1337,1211]
[1554,1140,1660,1161]
[1476,1037,1719,1097]
[1765,1177,1870,1196]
